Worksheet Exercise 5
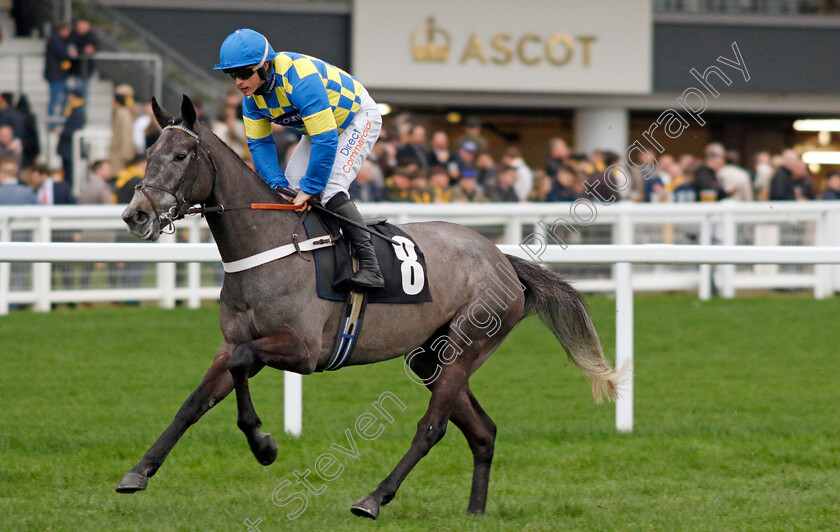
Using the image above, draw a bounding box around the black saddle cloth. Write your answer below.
[302,210,432,304]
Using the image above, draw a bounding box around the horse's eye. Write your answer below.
[174,153,187,162]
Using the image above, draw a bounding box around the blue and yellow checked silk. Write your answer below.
[243,52,364,194]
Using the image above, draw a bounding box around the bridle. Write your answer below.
[135,122,217,234]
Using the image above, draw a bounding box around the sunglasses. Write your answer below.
[225,67,258,81]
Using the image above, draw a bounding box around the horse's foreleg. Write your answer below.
[448,388,497,515]
[228,330,312,466]
[116,342,236,493]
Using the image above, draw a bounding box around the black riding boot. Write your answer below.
[326,194,385,290]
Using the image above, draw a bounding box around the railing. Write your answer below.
[3,240,839,436]
[0,51,163,105]
[1,202,839,315]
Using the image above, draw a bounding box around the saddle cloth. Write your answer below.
[302,210,432,304]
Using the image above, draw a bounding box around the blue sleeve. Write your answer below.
[247,135,288,189]
[243,98,288,190]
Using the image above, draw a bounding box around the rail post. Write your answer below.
[0,218,9,315]
[615,261,634,432]
[284,372,303,437]
[33,216,52,312]
[157,232,177,308]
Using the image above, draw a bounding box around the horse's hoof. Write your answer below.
[252,433,278,466]
[116,471,148,493]
[350,496,380,519]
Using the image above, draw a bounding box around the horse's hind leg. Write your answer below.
[351,365,468,519]
[449,387,496,515]
[117,342,237,493]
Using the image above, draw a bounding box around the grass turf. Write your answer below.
[0,294,838,531]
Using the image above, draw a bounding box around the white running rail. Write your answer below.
[2,241,839,434]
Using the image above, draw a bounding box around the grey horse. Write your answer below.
[118,95,625,519]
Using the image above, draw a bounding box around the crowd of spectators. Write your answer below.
[304,114,840,206]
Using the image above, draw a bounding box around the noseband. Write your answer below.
[135,123,216,234]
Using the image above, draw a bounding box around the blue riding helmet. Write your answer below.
[214,29,278,70]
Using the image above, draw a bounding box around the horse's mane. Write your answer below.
[188,118,266,185]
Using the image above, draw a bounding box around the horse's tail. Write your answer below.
[505,254,627,404]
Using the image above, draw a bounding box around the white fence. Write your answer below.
[2,201,840,434]
[1,202,839,313]
[3,240,840,435]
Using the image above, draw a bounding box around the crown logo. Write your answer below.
[410,17,451,62]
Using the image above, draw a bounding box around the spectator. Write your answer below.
[501,146,533,201]
[77,160,115,205]
[547,168,580,202]
[78,160,118,290]
[791,160,815,200]
[693,143,727,201]
[454,140,479,184]
[27,164,75,205]
[396,124,431,171]
[409,171,432,203]
[485,165,519,202]
[475,151,497,188]
[581,151,620,204]
[820,170,840,200]
[191,97,211,125]
[0,156,36,204]
[544,137,570,177]
[69,18,98,99]
[132,100,155,154]
[44,21,75,119]
[371,125,398,178]
[115,155,147,204]
[211,104,247,158]
[662,155,694,202]
[427,165,452,203]
[57,89,86,185]
[456,116,489,154]
[348,160,384,203]
[11,0,45,37]
[0,93,25,139]
[752,151,773,201]
[427,130,457,176]
[718,150,753,201]
[528,170,553,202]
[224,88,244,120]
[383,167,413,202]
[0,125,23,166]
[679,153,698,175]
[16,95,40,168]
[449,169,488,203]
[643,167,665,202]
[769,149,805,200]
[109,84,136,175]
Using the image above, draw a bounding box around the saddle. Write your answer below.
[302,209,433,305]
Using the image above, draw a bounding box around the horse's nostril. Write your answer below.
[133,211,149,225]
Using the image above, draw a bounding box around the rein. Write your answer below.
[138,125,395,245]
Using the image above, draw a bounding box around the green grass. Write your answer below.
[1,294,839,531]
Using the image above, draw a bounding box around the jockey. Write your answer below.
[214,29,384,290]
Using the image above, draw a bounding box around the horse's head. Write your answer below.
[123,95,216,240]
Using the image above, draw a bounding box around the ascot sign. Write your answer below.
[411,17,597,68]
[353,0,652,94]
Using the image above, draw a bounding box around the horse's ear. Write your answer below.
[180,94,197,130]
[151,97,171,128]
